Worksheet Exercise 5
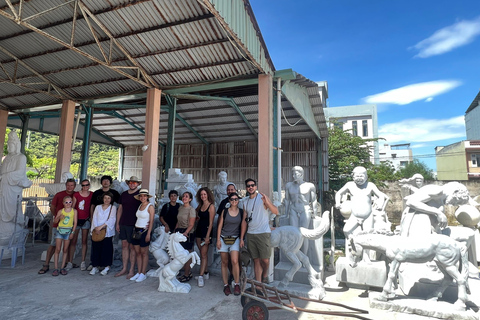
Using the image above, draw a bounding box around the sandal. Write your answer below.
[178,273,192,283]
[38,265,49,274]
[60,268,68,275]
[52,269,59,276]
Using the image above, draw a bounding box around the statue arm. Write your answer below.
[405,188,447,228]
[335,184,350,208]
[310,185,318,216]
[284,185,291,218]
[370,183,387,210]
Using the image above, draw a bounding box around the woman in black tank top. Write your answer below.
[195,187,216,287]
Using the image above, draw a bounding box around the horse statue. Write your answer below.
[147,226,170,277]
[271,210,330,296]
[349,229,470,310]
[158,232,200,294]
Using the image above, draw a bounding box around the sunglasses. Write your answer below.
[229,198,239,201]
[64,201,72,204]
[246,184,255,188]
[81,184,90,187]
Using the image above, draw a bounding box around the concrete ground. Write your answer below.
[0,242,470,320]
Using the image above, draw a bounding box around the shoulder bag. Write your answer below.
[92,205,112,242]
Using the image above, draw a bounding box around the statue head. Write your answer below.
[292,166,304,182]
[218,171,227,185]
[352,166,368,186]
[444,182,470,206]
[412,174,424,188]
[7,130,21,154]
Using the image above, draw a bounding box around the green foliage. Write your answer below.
[397,159,434,180]
[328,124,379,190]
[367,160,401,187]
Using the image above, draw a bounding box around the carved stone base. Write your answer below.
[270,280,325,300]
[369,291,477,320]
[335,257,387,289]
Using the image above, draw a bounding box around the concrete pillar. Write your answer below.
[257,74,274,197]
[142,88,161,200]
[0,109,8,159]
[55,100,76,183]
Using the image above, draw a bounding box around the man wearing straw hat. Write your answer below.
[115,176,142,279]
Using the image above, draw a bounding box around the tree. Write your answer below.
[328,124,379,191]
[397,159,434,180]
[367,161,401,187]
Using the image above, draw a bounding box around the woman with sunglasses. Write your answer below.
[216,192,246,295]
[52,196,77,276]
[70,179,93,271]
[175,191,196,282]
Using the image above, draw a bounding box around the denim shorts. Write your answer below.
[55,228,72,240]
[218,236,240,253]
[76,219,91,230]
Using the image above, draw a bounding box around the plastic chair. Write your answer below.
[0,229,29,268]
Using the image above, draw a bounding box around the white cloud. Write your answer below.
[379,116,465,144]
[363,80,461,105]
[425,97,433,102]
[411,17,480,58]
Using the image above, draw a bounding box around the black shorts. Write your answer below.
[131,227,150,247]
[175,228,195,250]
[119,225,134,243]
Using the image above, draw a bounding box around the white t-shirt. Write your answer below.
[243,193,270,234]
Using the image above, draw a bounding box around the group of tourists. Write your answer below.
[37,174,279,296]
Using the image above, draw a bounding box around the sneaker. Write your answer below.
[197,275,204,287]
[135,273,147,283]
[223,284,231,296]
[233,284,241,296]
[204,272,209,280]
[87,264,93,271]
[100,267,110,276]
[130,273,140,281]
[89,267,99,275]
[65,262,73,271]
[80,261,86,271]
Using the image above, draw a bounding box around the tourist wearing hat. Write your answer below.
[130,189,155,283]
[115,176,142,279]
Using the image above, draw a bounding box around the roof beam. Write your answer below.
[164,78,259,95]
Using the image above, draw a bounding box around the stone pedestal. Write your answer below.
[335,257,387,288]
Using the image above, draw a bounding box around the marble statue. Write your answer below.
[158,232,200,294]
[158,168,200,209]
[399,173,424,194]
[213,171,233,208]
[147,226,170,277]
[40,172,80,196]
[284,166,318,254]
[0,130,32,244]
[335,166,387,240]
[271,210,329,299]
[349,229,470,310]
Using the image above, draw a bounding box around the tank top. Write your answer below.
[135,203,152,228]
[58,208,74,228]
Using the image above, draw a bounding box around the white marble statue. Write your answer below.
[0,130,32,244]
[349,229,470,311]
[399,173,424,194]
[158,232,200,294]
[335,166,387,240]
[271,210,329,298]
[213,171,233,208]
[147,226,170,277]
[284,166,318,254]
[158,168,200,209]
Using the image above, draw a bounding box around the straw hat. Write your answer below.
[134,188,153,200]
[126,176,142,184]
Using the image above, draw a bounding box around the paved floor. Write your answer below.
[0,242,472,320]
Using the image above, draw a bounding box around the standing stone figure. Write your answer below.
[335,166,386,239]
[284,166,318,254]
[213,171,233,208]
[0,130,32,244]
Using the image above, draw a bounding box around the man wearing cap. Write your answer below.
[115,176,142,278]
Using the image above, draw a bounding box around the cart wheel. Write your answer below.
[242,300,269,320]
[241,288,264,307]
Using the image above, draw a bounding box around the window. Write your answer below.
[472,154,479,167]
[352,121,358,136]
[400,161,408,167]
[392,153,397,158]
[362,120,368,137]
[334,122,344,130]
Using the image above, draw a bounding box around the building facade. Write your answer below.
[324,104,379,164]
[379,143,413,170]
[435,140,480,180]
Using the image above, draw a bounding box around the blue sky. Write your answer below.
[250,0,480,171]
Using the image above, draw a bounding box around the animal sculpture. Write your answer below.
[349,229,470,310]
[148,226,170,277]
[158,232,200,294]
[271,210,330,296]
